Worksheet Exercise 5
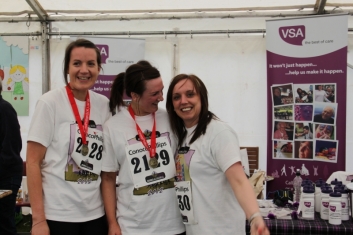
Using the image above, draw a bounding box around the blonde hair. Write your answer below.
[7,65,29,85]
[10,65,27,75]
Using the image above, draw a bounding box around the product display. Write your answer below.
[330,178,342,191]
[302,186,315,219]
[329,191,342,225]
[314,179,325,213]
[346,180,353,222]
[335,187,349,221]
[293,169,302,203]
[320,187,332,220]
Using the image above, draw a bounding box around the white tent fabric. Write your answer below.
[2,1,353,15]
[1,1,353,174]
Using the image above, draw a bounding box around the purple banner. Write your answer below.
[266,15,347,195]
[91,75,115,98]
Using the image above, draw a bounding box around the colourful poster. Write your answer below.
[266,15,347,192]
[0,36,29,116]
[71,36,145,100]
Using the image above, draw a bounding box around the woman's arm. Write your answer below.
[26,141,49,235]
[225,162,269,235]
[101,171,121,235]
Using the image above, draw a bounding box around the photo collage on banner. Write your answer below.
[271,83,338,163]
[266,14,347,189]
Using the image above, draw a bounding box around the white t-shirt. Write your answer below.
[102,107,185,235]
[315,90,327,102]
[27,87,110,222]
[176,119,246,235]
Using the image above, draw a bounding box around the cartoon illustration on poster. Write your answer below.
[0,36,29,116]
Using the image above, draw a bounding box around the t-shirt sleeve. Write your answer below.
[211,128,242,173]
[27,99,55,147]
[101,122,119,172]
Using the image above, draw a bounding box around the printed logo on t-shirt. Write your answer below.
[135,129,161,141]
[128,129,174,196]
[65,120,102,184]
[175,146,195,182]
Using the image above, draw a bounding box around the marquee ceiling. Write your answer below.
[1,0,353,22]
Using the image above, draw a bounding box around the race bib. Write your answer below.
[71,127,103,175]
[126,136,175,188]
[175,181,197,224]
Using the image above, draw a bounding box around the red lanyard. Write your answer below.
[65,85,90,145]
[128,105,156,158]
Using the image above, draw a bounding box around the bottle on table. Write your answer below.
[329,191,342,225]
[335,187,349,221]
[293,169,303,203]
[330,178,342,191]
[320,186,333,220]
[302,186,315,219]
[314,179,324,213]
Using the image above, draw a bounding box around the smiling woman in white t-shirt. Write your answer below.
[27,39,110,235]
[101,61,185,235]
[166,74,269,235]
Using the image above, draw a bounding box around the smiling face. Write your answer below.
[172,79,201,128]
[299,141,312,159]
[321,107,333,120]
[326,88,332,94]
[133,77,164,116]
[68,47,100,100]
[274,87,281,97]
[278,122,286,133]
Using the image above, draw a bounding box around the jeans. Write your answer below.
[0,175,22,235]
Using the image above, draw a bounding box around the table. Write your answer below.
[0,190,12,199]
[246,212,353,235]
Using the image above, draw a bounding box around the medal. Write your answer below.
[82,144,89,156]
[128,105,158,170]
[149,157,159,168]
[66,85,91,157]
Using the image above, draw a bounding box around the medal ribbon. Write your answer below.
[128,105,156,158]
[65,84,90,146]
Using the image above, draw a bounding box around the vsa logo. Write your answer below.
[95,44,109,64]
[279,25,305,46]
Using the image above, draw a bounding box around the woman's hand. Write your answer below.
[108,222,122,235]
[250,216,270,235]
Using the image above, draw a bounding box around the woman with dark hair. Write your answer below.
[166,74,269,235]
[101,61,185,235]
[296,88,312,103]
[109,72,125,115]
[27,39,110,235]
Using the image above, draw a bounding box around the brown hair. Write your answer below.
[124,60,160,98]
[63,39,102,85]
[109,60,161,113]
[166,74,218,148]
[109,72,125,114]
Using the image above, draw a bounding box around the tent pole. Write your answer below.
[41,22,49,94]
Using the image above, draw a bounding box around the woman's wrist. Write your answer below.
[248,212,262,225]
